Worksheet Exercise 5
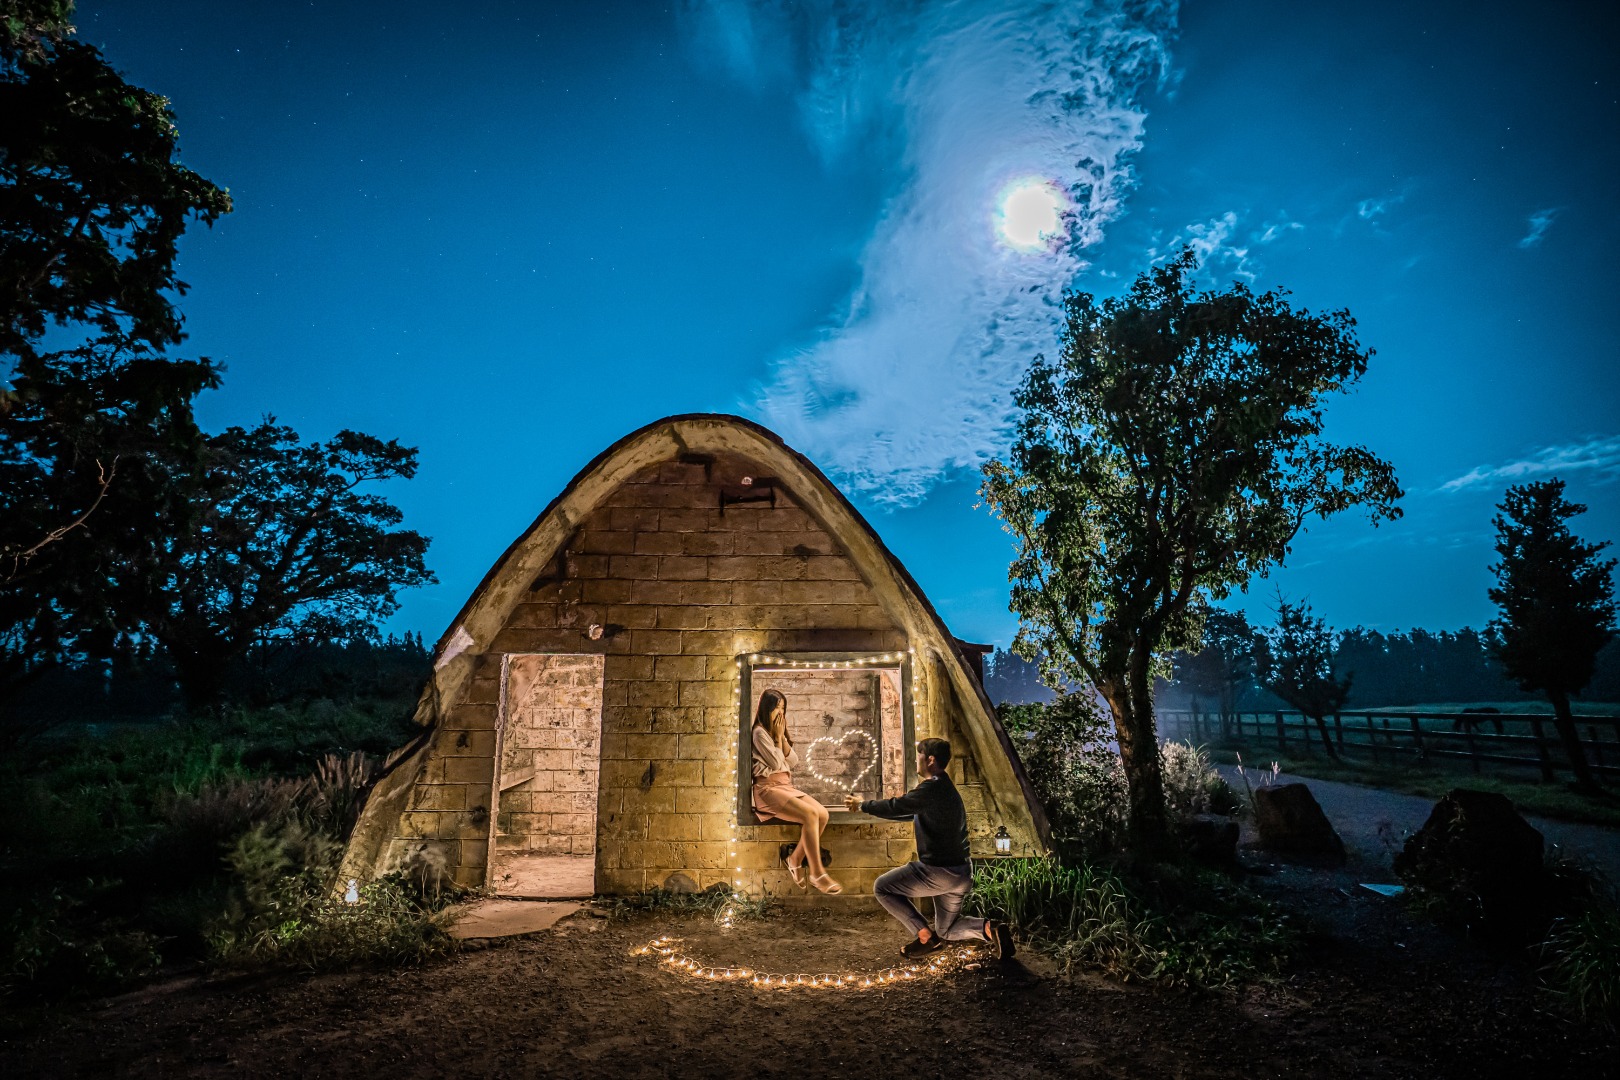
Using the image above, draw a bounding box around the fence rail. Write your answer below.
[1156,709,1620,779]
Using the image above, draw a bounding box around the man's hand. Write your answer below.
[843,794,863,813]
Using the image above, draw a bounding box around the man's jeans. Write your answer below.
[873,861,987,942]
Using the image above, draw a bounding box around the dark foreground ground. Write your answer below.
[2,857,1616,1080]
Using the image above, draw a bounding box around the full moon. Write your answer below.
[996,179,1066,252]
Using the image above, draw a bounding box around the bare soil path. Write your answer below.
[2,877,1616,1079]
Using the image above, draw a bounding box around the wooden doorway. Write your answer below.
[490,653,604,897]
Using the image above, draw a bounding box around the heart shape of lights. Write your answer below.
[802,729,879,793]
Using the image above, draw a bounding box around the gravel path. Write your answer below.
[1215,765,1620,879]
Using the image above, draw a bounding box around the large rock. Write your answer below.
[1183,814,1240,866]
[1393,789,1545,938]
[1252,783,1346,864]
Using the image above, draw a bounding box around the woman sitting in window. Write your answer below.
[751,689,841,894]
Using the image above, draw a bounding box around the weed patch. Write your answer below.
[968,857,1292,990]
[606,884,773,923]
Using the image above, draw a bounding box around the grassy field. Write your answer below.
[1357,701,1620,717]
[1207,740,1620,829]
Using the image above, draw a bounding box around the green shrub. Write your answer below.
[208,872,459,971]
[2,882,163,998]
[969,856,1292,990]
[1000,699,1240,856]
[1000,695,1129,853]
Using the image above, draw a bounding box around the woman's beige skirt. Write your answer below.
[751,771,809,820]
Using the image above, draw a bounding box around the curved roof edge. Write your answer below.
[428,413,1051,849]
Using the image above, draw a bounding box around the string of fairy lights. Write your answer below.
[801,730,878,791]
[632,935,984,990]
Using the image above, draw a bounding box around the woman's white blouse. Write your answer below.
[751,724,801,778]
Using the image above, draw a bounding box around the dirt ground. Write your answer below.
[2,855,1617,1080]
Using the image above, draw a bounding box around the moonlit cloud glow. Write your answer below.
[684,0,1178,503]
[997,179,1067,252]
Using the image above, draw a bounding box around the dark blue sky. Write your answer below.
[72,0,1619,645]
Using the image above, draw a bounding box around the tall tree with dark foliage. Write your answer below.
[120,422,436,709]
[0,1,229,743]
[1488,479,1615,793]
[1256,598,1350,759]
[981,250,1402,852]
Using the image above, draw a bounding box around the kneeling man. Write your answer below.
[845,737,1014,960]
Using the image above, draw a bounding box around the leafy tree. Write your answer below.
[1,1,231,359]
[120,421,437,709]
[1171,608,1257,735]
[1,0,228,742]
[0,336,216,745]
[981,250,1402,852]
[1488,479,1616,793]
[1256,598,1350,759]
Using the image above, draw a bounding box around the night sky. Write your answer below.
[68,0,1620,647]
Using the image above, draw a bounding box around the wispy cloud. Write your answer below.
[1440,434,1620,493]
[683,0,1179,503]
[1517,207,1560,249]
[1356,194,1402,222]
[1147,210,1301,282]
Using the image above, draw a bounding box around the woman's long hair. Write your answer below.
[754,689,790,752]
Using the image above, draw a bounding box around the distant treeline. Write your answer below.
[9,633,432,726]
[983,630,1620,709]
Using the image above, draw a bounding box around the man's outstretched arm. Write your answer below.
[855,786,928,820]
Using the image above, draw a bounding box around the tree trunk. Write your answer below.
[1310,713,1340,760]
[1549,691,1602,794]
[1102,664,1172,856]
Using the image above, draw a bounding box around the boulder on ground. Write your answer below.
[1183,814,1240,866]
[1252,783,1346,864]
[1393,788,1545,938]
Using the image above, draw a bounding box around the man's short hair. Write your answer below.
[916,737,952,769]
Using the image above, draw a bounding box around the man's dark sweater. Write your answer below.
[858,773,971,866]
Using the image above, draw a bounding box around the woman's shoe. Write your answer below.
[782,853,807,889]
[809,872,842,895]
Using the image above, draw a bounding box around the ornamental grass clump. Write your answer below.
[1540,902,1620,1027]
[969,856,1292,991]
[1537,858,1620,1027]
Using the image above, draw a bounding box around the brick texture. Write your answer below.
[382,451,1005,895]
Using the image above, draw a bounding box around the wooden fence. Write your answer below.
[1156,709,1620,779]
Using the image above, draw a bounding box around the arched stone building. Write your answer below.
[341,414,1048,898]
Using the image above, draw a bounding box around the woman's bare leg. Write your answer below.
[773,796,831,878]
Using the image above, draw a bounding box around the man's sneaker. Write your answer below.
[987,919,1016,961]
[901,934,945,959]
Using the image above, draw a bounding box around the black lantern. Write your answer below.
[994,825,1011,856]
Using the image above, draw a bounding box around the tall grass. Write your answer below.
[1540,904,1620,1027]
[0,696,435,996]
[969,857,1292,990]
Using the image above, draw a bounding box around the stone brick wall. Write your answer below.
[750,668,887,805]
[496,654,604,856]
[385,451,1004,894]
